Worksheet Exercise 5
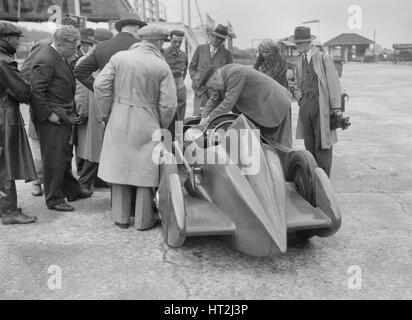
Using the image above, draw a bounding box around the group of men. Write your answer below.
[0,12,342,230]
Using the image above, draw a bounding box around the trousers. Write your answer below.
[112,184,156,230]
[0,180,17,213]
[34,119,81,207]
[299,97,333,177]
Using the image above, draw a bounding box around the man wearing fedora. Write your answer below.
[94,26,177,231]
[189,24,233,117]
[75,12,147,92]
[0,22,38,225]
[75,29,113,194]
[292,26,342,177]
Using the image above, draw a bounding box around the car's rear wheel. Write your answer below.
[285,151,318,240]
[286,150,318,206]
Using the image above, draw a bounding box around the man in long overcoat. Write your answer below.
[189,25,233,116]
[94,26,177,231]
[292,27,342,177]
[0,22,37,225]
[198,64,293,148]
[75,29,113,193]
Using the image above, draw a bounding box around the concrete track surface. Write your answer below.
[0,63,411,300]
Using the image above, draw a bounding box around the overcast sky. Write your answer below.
[165,0,412,48]
[11,0,412,49]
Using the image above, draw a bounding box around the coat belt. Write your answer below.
[117,97,156,110]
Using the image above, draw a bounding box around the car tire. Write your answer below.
[286,151,319,240]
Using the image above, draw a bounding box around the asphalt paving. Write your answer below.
[0,63,411,300]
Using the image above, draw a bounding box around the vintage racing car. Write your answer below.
[157,114,341,257]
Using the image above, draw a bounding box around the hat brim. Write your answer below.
[208,30,229,39]
[115,20,148,32]
[291,35,316,43]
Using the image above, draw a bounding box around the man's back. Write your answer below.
[74,32,138,91]
[221,64,291,128]
[20,38,52,81]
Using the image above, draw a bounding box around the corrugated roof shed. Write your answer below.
[325,33,374,46]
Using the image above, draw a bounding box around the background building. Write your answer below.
[324,33,375,63]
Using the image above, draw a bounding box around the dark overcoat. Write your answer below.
[74,32,138,91]
[0,42,37,181]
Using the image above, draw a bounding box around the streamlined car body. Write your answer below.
[158,114,341,257]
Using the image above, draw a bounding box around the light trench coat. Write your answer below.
[296,48,341,149]
[93,42,177,187]
[75,55,105,163]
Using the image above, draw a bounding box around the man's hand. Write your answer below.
[48,112,61,125]
[331,109,343,117]
[75,115,85,125]
[293,88,303,102]
[199,117,209,126]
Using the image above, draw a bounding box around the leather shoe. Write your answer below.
[94,178,111,189]
[137,217,160,232]
[2,211,37,225]
[49,202,75,212]
[67,190,92,202]
[31,184,43,197]
[115,222,129,230]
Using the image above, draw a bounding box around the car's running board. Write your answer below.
[184,196,237,237]
[285,184,332,231]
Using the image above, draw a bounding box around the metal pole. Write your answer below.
[142,0,147,21]
[17,0,21,20]
[318,21,321,42]
[155,0,160,22]
[194,0,206,38]
[181,0,185,24]
[187,0,191,28]
[74,0,81,16]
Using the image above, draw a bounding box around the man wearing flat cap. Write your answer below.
[189,24,233,117]
[198,64,293,148]
[292,26,342,177]
[94,26,177,231]
[0,22,38,225]
[75,12,147,92]
[163,30,189,130]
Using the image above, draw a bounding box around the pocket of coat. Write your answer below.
[6,108,21,126]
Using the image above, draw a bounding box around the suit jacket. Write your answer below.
[74,32,138,91]
[189,44,233,95]
[202,64,292,128]
[296,48,341,149]
[30,45,76,123]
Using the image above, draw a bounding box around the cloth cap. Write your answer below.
[138,26,170,41]
[0,22,24,37]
